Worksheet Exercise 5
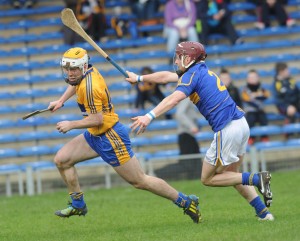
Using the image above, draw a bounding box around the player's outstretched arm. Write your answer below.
[131,91,186,135]
[48,85,76,111]
[126,70,178,85]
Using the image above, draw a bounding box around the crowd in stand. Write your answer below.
[5,0,300,146]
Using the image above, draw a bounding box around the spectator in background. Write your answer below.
[135,67,172,119]
[175,98,202,179]
[241,69,270,145]
[129,0,160,24]
[254,0,295,30]
[76,0,107,42]
[110,6,138,39]
[273,62,300,124]
[164,0,199,63]
[128,0,161,37]
[63,0,84,45]
[11,0,37,8]
[219,68,243,108]
[194,0,243,45]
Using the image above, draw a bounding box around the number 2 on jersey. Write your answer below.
[208,70,226,92]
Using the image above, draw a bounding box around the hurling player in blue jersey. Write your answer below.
[126,41,274,221]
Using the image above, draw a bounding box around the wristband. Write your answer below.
[146,110,156,120]
[136,75,144,82]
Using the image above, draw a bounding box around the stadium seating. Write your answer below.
[1,0,300,194]
[0,163,24,196]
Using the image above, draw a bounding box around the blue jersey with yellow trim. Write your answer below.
[76,65,119,135]
[176,62,244,132]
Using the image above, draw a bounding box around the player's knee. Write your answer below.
[130,180,147,190]
[201,176,212,186]
[128,176,149,190]
[54,153,71,169]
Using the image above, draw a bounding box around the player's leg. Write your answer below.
[201,117,273,206]
[54,133,98,218]
[227,157,274,221]
[114,155,201,223]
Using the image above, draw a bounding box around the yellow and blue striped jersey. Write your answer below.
[76,65,119,135]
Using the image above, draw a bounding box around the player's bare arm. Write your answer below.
[131,91,186,135]
[49,85,76,111]
[57,112,103,133]
[126,70,178,84]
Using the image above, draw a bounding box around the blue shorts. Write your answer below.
[84,122,135,167]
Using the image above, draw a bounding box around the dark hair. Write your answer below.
[141,66,154,75]
[248,69,257,74]
[220,68,229,74]
[275,62,288,75]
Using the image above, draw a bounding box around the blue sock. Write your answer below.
[250,196,269,218]
[242,172,259,186]
[174,192,190,208]
[70,192,85,208]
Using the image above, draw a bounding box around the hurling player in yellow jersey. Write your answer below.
[47,47,201,223]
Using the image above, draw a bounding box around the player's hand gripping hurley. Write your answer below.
[61,8,128,78]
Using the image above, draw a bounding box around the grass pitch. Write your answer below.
[1,170,299,241]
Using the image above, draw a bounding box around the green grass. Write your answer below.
[1,170,299,241]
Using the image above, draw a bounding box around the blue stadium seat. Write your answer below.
[111,52,136,61]
[228,2,256,11]
[76,157,105,167]
[131,136,150,148]
[206,44,232,55]
[282,123,300,135]
[206,58,233,68]
[108,81,131,92]
[0,91,14,99]
[18,145,53,156]
[234,56,267,66]
[250,125,282,137]
[16,116,48,127]
[197,118,209,127]
[268,53,298,62]
[254,140,285,151]
[0,148,18,159]
[138,24,163,33]
[138,50,170,59]
[12,75,33,85]
[0,163,24,196]
[17,131,50,142]
[135,36,166,47]
[0,119,16,128]
[266,112,285,122]
[135,152,152,161]
[147,120,178,131]
[0,105,14,114]
[285,138,300,147]
[0,133,17,143]
[0,63,11,72]
[232,14,256,23]
[47,114,82,124]
[116,108,145,118]
[150,134,177,145]
[152,149,180,158]
[195,131,214,142]
[52,144,64,153]
[49,129,84,139]
[44,86,67,96]
[21,160,55,172]
[15,102,47,113]
[113,94,135,105]
[14,89,45,99]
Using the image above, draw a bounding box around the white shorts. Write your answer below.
[205,117,250,166]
